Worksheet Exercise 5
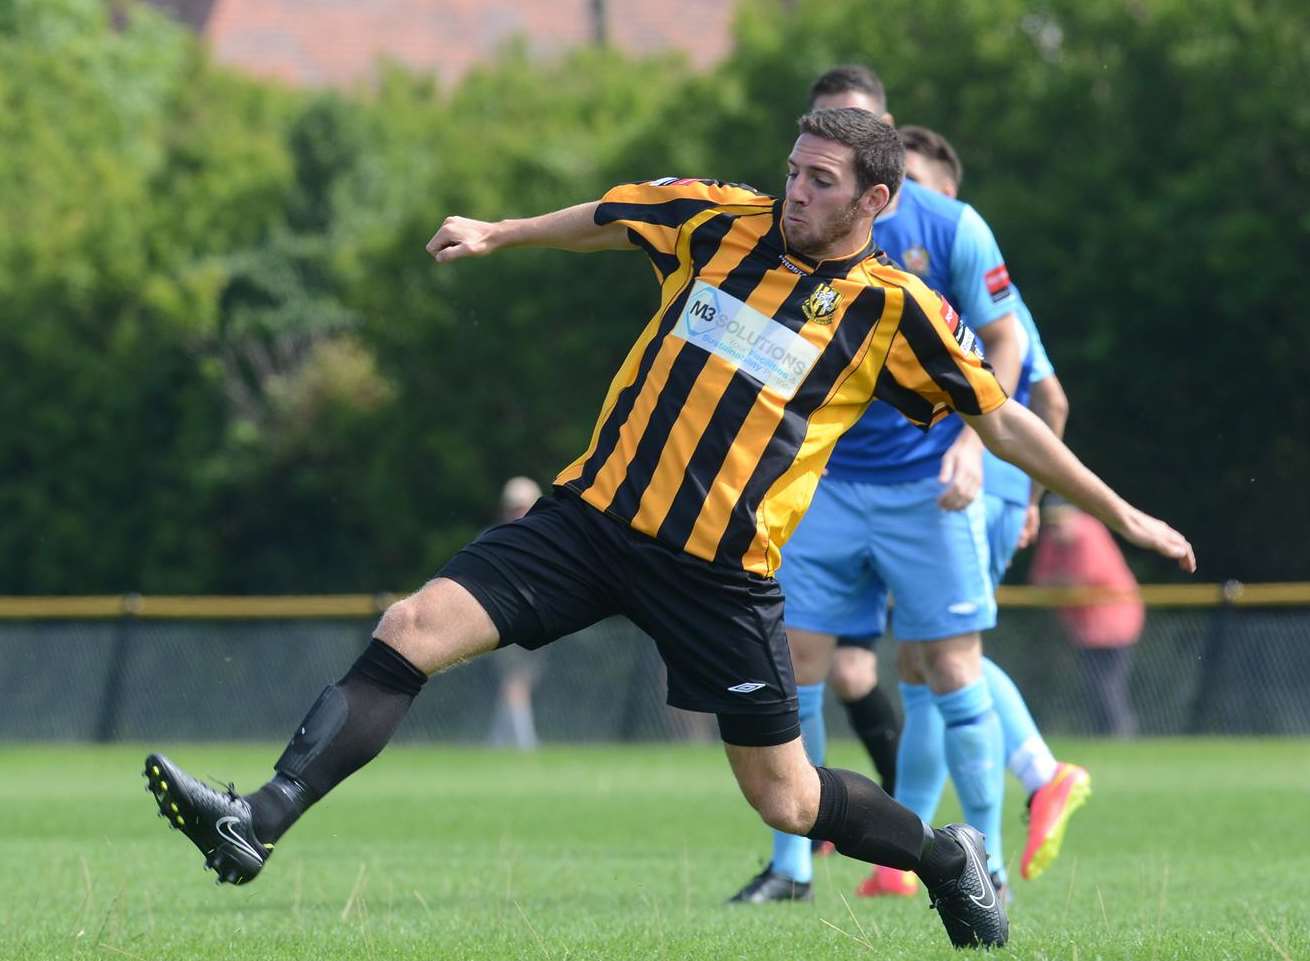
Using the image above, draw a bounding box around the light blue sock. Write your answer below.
[982,657,1038,760]
[769,683,825,882]
[936,679,1007,883]
[893,682,947,822]
[983,657,1058,794]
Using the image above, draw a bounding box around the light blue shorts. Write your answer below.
[778,475,996,642]
[984,494,1027,589]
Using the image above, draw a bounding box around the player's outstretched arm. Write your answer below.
[1028,375,1070,440]
[426,201,633,264]
[962,399,1196,572]
[1015,373,1072,547]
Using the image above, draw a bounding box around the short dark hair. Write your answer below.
[899,125,964,189]
[797,108,904,197]
[808,65,887,114]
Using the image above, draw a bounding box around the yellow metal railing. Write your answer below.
[0,594,396,619]
[0,583,1308,619]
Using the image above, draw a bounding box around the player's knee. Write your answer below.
[920,639,983,693]
[734,766,815,835]
[376,596,417,642]
[830,651,876,701]
[374,594,433,665]
[748,787,814,835]
[895,643,925,684]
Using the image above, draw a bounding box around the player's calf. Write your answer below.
[806,767,1008,948]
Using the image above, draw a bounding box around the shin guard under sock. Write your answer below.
[936,680,1006,881]
[841,685,901,795]
[806,766,962,879]
[983,657,1057,793]
[894,682,948,822]
[247,639,427,841]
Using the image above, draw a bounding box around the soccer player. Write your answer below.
[729,66,1074,904]
[893,123,1092,887]
[143,108,1193,951]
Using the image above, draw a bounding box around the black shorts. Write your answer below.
[438,491,798,745]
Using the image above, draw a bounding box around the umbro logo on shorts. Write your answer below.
[727,682,767,694]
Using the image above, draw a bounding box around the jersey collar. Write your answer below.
[775,202,877,279]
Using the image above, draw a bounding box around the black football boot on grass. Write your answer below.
[926,824,1009,948]
[727,863,814,904]
[144,753,271,885]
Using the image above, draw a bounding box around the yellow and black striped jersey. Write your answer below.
[555,178,1007,576]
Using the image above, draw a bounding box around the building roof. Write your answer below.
[147,0,736,89]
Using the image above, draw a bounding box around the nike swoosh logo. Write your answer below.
[216,816,263,863]
[961,835,996,910]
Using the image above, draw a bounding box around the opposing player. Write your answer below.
[898,124,1090,886]
[142,108,1192,951]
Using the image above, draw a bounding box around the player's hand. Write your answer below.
[1119,508,1197,573]
[426,217,501,264]
[937,433,984,510]
[1016,504,1041,549]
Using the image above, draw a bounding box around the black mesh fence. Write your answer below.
[1,599,1307,742]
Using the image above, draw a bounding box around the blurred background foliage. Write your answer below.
[2,0,1306,592]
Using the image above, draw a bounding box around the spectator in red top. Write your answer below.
[1030,496,1145,736]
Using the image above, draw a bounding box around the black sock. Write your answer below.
[842,686,901,796]
[247,773,313,844]
[915,826,968,889]
[806,766,964,885]
[246,639,427,842]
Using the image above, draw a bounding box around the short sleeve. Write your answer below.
[595,178,770,280]
[948,204,1021,328]
[874,282,1010,429]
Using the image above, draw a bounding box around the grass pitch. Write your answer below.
[2,739,1307,960]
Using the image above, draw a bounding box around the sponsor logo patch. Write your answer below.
[984,264,1013,304]
[939,294,961,333]
[942,295,983,358]
[778,254,808,276]
[727,682,767,694]
[676,280,821,399]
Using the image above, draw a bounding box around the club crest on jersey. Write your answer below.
[902,246,931,276]
[801,283,842,325]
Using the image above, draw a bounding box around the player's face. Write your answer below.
[811,90,893,125]
[905,150,957,198]
[784,134,873,259]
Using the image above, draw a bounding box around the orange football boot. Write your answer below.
[855,864,919,898]
[1021,762,1091,880]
